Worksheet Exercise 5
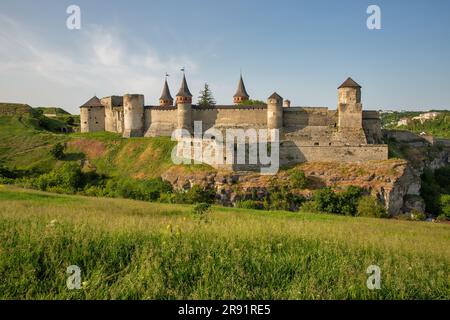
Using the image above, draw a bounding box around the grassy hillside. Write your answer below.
[0,114,212,179]
[382,111,450,138]
[34,107,71,116]
[0,185,448,299]
[0,116,68,173]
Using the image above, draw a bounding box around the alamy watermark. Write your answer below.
[366,265,381,290]
[66,5,81,30]
[66,265,81,290]
[367,5,381,30]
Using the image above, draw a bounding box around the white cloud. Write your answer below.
[0,15,198,112]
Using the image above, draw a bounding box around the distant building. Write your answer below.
[397,118,412,126]
[412,112,440,123]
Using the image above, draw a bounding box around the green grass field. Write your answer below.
[0,185,449,300]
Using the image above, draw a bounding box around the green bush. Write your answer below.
[313,186,363,215]
[192,202,211,223]
[30,162,83,193]
[436,214,449,222]
[236,200,261,210]
[338,186,363,216]
[313,187,340,214]
[49,143,65,160]
[356,196,388,218]
[104,177,172,202]
[439,194,450,218]
[183,185,215,204]
[289,169,307,189]
[299,200,320,213]
[410,209,427,221]
[435,167,450,194]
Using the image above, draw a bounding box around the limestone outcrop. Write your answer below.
[161,159,424,216]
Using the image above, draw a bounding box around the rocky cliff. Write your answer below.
[162,159,424,216]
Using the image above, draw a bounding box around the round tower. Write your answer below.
[159,78,174,107]
[123,94,144,138]
[267,92,283,135]
[176,73,193,132]
[337,77,363,129]
[233,74,250,104]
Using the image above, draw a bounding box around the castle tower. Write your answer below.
[159,78,174,107]
[176,73,193,132]
[80,96,105,133]
[337,77,363,129]
[122,94,144,138]
[233,75,250,104]
[267,92,283,137]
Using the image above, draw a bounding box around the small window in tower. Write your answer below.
[314,142,319,146]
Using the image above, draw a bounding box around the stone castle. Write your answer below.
[80,75,388,169]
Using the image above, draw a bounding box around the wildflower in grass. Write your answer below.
[47,219,58,228]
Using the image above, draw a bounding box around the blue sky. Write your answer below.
[0,0,449,113]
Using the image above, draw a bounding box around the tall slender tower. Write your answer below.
[267,92,283,139]
[233,74,250,104]
[337,77,362,129]
[159,78,174,107]
[336,77,367,144]
[176,73,193,132]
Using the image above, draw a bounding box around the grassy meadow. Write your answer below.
[0,185,449,300]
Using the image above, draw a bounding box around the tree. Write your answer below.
[238,99,266,106]
[50,143,65,160]
[65,116,75,126]
[197,83,216,107]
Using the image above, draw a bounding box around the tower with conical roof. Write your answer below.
[176,72,193,132]
[233,75,250,104]
[159,78,174,107]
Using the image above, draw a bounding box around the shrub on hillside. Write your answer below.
[313,186,364,215]
[104,177,172,202]
[30,162,83,193]
[440,194,450,218]
[236,199,262,210]
[420,168,450,215]
[313,187,340,214]
[192,202,211,223]
[183,185,215,204]
[435,166,450,194]
[338,186,364,216]
[289,169,307,189]
[299,200,320,213]
[409,209,427,221]
[356,196,388,218]
[49,143,65,160]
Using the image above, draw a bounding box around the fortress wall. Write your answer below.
[101,96,123,133]
[279,144,389,165]
[283,108,335,128]
[192,108,267,130]
[144,108,177,137]
[363,118,383,144]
